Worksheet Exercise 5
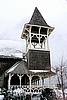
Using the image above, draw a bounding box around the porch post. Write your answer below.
[42,77,44,85]
[40,76,42,86]
[8,73,11,90]
[29,75,32,93]
[44,79,46,87]
[49,75,51,88]
[38,79,39,85]
[19,76,21,88]
[17,74,22,88]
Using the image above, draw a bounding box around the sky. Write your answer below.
[0,0,67,66]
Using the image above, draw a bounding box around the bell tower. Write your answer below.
[21,7,54,71]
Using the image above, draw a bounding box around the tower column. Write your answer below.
[39,27,41,47]
[29,26,32,48]
[47,29,49,50]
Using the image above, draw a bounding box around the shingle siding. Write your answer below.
[27,49,51,70]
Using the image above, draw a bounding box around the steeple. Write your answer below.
[21,7,54,70]
[29,7,50,27]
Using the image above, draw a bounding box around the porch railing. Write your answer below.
[10,84,57,95]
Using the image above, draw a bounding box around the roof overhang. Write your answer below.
[21,23,54,39]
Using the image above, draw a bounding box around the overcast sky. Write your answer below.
[0,0,67,65]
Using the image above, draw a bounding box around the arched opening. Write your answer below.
[21,74,29,85]
[31,76,40,85]
[11,74,20,85]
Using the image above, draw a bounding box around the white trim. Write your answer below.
[28,48,50,51]
[29,70,50,73]
[25,23,54,30]
[6,62,19,74]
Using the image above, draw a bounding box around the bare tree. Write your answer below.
[53,57,67,100]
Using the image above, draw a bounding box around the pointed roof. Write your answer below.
[29,7,50,27]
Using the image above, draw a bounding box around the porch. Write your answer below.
[4,60,56,95]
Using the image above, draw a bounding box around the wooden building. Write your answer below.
[0,7,55,95]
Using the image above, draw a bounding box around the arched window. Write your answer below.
[11,74,20,85]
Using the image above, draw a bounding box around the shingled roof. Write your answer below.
[29,7,51,27]
[5,60,34,74]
